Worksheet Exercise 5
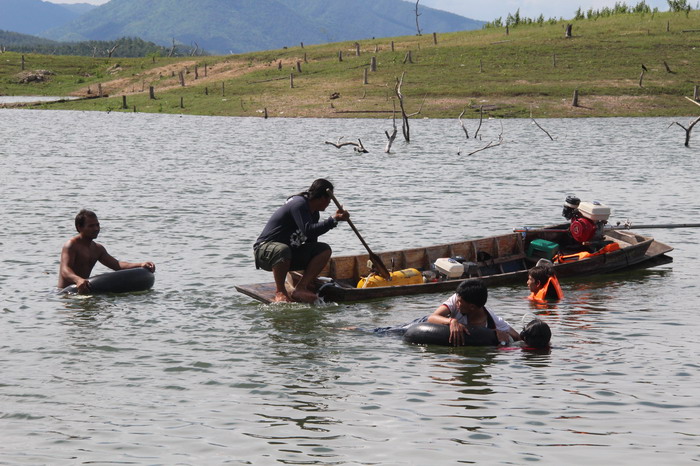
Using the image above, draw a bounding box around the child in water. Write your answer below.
[519,318,552,349]
[527,260,564,302]
[428,278,521,346]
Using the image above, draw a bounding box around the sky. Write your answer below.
[46,0,681,22]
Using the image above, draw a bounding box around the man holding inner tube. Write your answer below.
[57,209,156,293]
[254,179,349,303]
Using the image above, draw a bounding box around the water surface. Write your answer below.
[1,109,699,464]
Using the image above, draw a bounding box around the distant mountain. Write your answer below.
[0,0,86,35]
[58,2,98,15]
[41,0,484,54]
[0,29,172,57]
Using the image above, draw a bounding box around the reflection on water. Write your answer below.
[1,110,699,464]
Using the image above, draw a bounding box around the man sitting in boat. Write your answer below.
[527,261,564,303]
[253,179,349,303]
[58,209,156,293]
[429,279,521,346]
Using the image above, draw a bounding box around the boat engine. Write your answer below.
[562,196,611,243]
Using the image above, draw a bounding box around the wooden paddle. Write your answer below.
[327,190,391,280]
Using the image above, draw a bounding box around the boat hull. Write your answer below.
[235,225,673,304]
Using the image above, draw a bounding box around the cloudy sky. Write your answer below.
[47,0,681,22]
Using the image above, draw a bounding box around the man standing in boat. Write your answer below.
[254,179,350,303]
[58,209,156,293]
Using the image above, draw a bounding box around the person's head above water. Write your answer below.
[74,209,97,232]
[455,279,488,308]
[519,318,551,348]
[305,178,334,200]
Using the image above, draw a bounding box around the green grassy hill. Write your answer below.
[2,10,699,119]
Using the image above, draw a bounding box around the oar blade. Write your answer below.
[370,252,391,280]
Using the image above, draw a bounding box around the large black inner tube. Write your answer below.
[403,322,499,346]
[61,268,155,294]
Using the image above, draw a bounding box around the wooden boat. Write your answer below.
[235,224,673,304]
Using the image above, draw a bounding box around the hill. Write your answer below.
[2,10,699,119]
[0,30,176,57]
[0,0,84,36]
[41,0,483,54]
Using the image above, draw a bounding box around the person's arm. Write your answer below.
[428,302,469,346]
[496,326,521,346]
[290,198,338,240]
[98,247,155,272]
[488,308,521,345]
[59,242,90,293]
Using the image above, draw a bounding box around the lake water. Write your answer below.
[1,109,699,464]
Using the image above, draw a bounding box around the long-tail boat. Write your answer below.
[235,224,673,304]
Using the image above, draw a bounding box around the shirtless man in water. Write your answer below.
[58,209,156,293]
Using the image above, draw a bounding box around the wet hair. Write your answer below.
[298,178,334,200]
[75,209,97,232]
[528,266,551,285]
[520,319,552,348]
[455,279,488,308]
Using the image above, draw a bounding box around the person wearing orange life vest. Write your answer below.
[527,263,564,302]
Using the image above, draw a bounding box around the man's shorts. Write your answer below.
[255,241,331,271]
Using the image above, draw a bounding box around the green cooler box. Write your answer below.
[527,239,559,260]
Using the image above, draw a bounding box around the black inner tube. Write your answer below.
[403,322,499,346]
[61,268,155,294]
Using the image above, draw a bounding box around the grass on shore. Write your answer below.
[1,10,699,119]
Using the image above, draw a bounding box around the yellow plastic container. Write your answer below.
[357,268,423,288]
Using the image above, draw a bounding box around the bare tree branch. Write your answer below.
[385,101,398,153]
[415,0,422,36]
[458,108,469,139]
[406,93,427,117]
[325,137,368,153]
[465,122,503,156]
[530,107,554,141]
[672,116,700,147]
[106,44,119,58]
[474,106,484,139]
[395,71,410,142]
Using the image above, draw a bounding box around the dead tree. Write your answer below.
[672,97,700,147]
[106,44,119,58]
[190,42,199,56]
[530,108,554,141]
[671,116,700,147]
[565,24,573,38]
[664,61,675,73]
[474,106,484,139]
[572,89,580,107]
[325,137,368,153]
[458,108,470,139]
[414,0,422,36]
[167,38,176,58]
[395,72,410,142]
[385,102,398,153]
[464,122,504,156]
